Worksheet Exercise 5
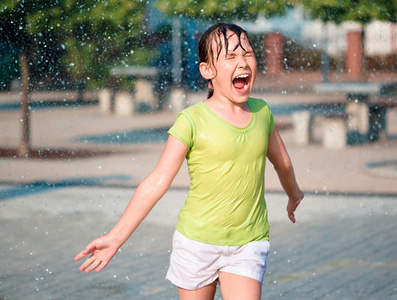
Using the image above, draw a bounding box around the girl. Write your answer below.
[75,23,304,300]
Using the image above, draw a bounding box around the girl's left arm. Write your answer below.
[267,130,304,223]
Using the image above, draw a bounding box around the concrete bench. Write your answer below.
[292,110,348,149]
[102,66,187,115]
[99,67,160,115]
[311,82,397,146]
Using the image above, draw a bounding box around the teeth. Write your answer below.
[236,74,249,79]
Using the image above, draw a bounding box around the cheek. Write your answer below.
[250,59,258,72]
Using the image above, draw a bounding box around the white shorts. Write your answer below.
[166,230,270,290]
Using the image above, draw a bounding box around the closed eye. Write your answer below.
[245,51,255,58]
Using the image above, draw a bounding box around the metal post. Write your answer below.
[187,19,198,91]
[172,17,182,86]
[321,23,330,82]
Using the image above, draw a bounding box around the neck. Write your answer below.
[206,95,249,112]
[204,97,252,128]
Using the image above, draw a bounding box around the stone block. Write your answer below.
[323,118,347,149]
[135,79,156,112]
[114,92,134,116]
[292,111,312,146]
[170,88,186,112]
[346,101,369,134]
[98,89,112,114]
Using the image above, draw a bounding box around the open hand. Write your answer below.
[74,235,120,273]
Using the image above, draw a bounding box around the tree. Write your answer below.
[299,0,396,24]
[298,0,397,80]
[0,0,146,157]
[157,0,293,21]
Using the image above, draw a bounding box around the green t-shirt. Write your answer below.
[168,98,274,246]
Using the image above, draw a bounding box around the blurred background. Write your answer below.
[0,0,396,157]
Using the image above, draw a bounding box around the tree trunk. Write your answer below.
[18,50,30,157]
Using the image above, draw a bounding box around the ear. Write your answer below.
[199,62,215,81]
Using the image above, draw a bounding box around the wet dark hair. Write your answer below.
[198,23,254,98]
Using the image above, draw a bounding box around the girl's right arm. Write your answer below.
[74,135,188,273]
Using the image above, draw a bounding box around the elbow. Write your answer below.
[140,171,172,198]
[274,161,295,179]
[273,157,293,175]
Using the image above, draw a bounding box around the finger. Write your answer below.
[75,242,96,262]
[85,259,102,273]
[288,213,296,223]
[79,255,96,272]
[74,251,88,262]
[96,260,109,273]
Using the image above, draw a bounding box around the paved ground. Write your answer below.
[1,188,396,299]
[1,73,397,299]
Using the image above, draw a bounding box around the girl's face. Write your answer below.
[201,30,257,104]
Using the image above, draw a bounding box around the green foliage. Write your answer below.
[0,0,147,88]
[299,0,397,24]
[0,0,145,38]
[156,0,294,21]
[0,42,19,90]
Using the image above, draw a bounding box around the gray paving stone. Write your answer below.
[1,188,397,299]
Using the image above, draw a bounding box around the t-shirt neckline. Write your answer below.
[200,99,256,133]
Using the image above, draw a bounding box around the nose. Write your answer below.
[237,55,249,68]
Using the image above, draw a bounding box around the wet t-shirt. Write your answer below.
[168,98,274,246]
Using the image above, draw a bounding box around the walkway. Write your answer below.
[1,187,396,299]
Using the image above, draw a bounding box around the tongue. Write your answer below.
[233,78,245,89]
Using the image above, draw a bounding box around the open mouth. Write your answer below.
[233,74,250,93]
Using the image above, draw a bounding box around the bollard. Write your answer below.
[114,92,134,116]
[292,111,312,146]
[135,79,156,112]
[98,89,112,114]
[346,101,369,144]
[170,88,186,112]
[323,118,347,149]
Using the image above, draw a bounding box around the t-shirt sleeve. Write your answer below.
[251,98,275,136]
[268,108,275,136]
[168,112,194,150]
